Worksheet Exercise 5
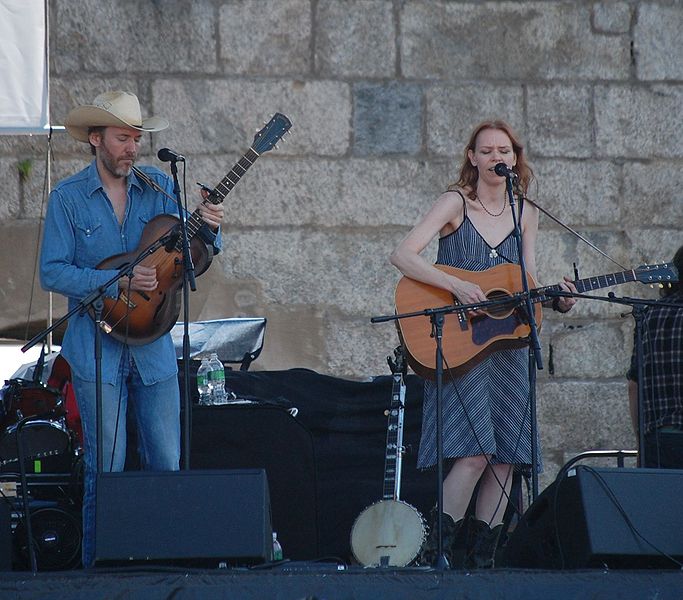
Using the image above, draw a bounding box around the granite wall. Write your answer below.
[1,0,681,486]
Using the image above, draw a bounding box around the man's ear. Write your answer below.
[88,130,102,148]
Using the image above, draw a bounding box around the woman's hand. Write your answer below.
[554,276,578,313]
[448,276,488,315]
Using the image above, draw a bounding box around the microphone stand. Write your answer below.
[372,293,525,569]
[504,175,543,500]
[15,415,38,573]
[11,343,49,573]
[21,231,179,567]
[545,289,682,468]
[432,311,447,570]
[632,304,647,466]
[166,158,195,470]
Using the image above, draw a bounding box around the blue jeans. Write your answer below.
[72,352,180,568]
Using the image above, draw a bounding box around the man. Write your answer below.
[627,244,683,468]
[40,90,224,567]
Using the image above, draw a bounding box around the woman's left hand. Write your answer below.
[556,276,578,313]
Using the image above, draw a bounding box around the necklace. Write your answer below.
[475,193,506,217]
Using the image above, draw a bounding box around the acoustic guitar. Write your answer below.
[350,346,426,567]
[95,113,292,345]
[395,262,678,380]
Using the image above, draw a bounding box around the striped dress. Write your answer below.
[417,199,541,472]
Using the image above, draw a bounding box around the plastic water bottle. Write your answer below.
[196,357,212,405]
[208,353,228,404]
[272,531,283,561]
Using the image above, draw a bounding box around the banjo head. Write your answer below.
[350,499,426,567]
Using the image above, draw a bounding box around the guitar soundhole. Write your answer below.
[485,289,515,318]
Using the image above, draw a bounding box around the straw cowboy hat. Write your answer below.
[64,90,169,142]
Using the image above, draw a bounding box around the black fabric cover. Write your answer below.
[212,368,434,562]
[189,404,318,561]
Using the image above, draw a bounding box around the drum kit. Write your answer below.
[0,378,74,468]
[0,363,83,571]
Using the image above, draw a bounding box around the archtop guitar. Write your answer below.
[94,113,292,345]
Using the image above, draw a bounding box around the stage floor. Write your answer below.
[1,564,683,600]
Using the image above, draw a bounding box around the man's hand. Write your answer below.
[120,264,157,292]
[197,191,224,231]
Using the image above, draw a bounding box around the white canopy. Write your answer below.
[0,0,49,135]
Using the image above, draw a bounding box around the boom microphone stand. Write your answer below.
[372,293,525,569]
[431,311,447,569]
[544,289,683,468]
[22,229,180,567]
[495,163,544,499]
[161,155,195,470]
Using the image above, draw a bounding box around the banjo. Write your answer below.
[350,346,426,567]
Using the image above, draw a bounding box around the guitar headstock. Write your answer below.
[634,263,679,285]
[252,113,292,155]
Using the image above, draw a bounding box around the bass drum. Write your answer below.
[0,418,72,465]
[0,379,71,466]
[350,499,426,567]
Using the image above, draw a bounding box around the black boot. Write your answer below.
[448,514,470,569]
[418,508,467,568]
[465,519,504,569]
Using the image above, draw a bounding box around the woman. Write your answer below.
[390,120,576,568]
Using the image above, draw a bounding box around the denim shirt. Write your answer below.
[40,160,220,385]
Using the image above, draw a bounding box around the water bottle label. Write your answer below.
[197,374,208,386]
[272,533,283,561]
[209,370,225,382]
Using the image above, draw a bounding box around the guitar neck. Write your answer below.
[175,147,260,250]
[382,373,406,501]
[535,268,638,303]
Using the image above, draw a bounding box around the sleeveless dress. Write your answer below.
[416,195,542,472]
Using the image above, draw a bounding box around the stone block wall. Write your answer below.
[1,0,681,487]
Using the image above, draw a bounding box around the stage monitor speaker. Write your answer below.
[501,466,683,569]
[95,469,272,566]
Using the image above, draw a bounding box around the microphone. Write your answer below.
[157,147,185,162]
[33,343,46,384]
[494,162,518,179]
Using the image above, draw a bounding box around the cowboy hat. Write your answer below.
[64,90,169,142]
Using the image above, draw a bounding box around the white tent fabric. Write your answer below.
[0,0,49,135]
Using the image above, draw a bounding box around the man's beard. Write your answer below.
[99,139,135,178]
